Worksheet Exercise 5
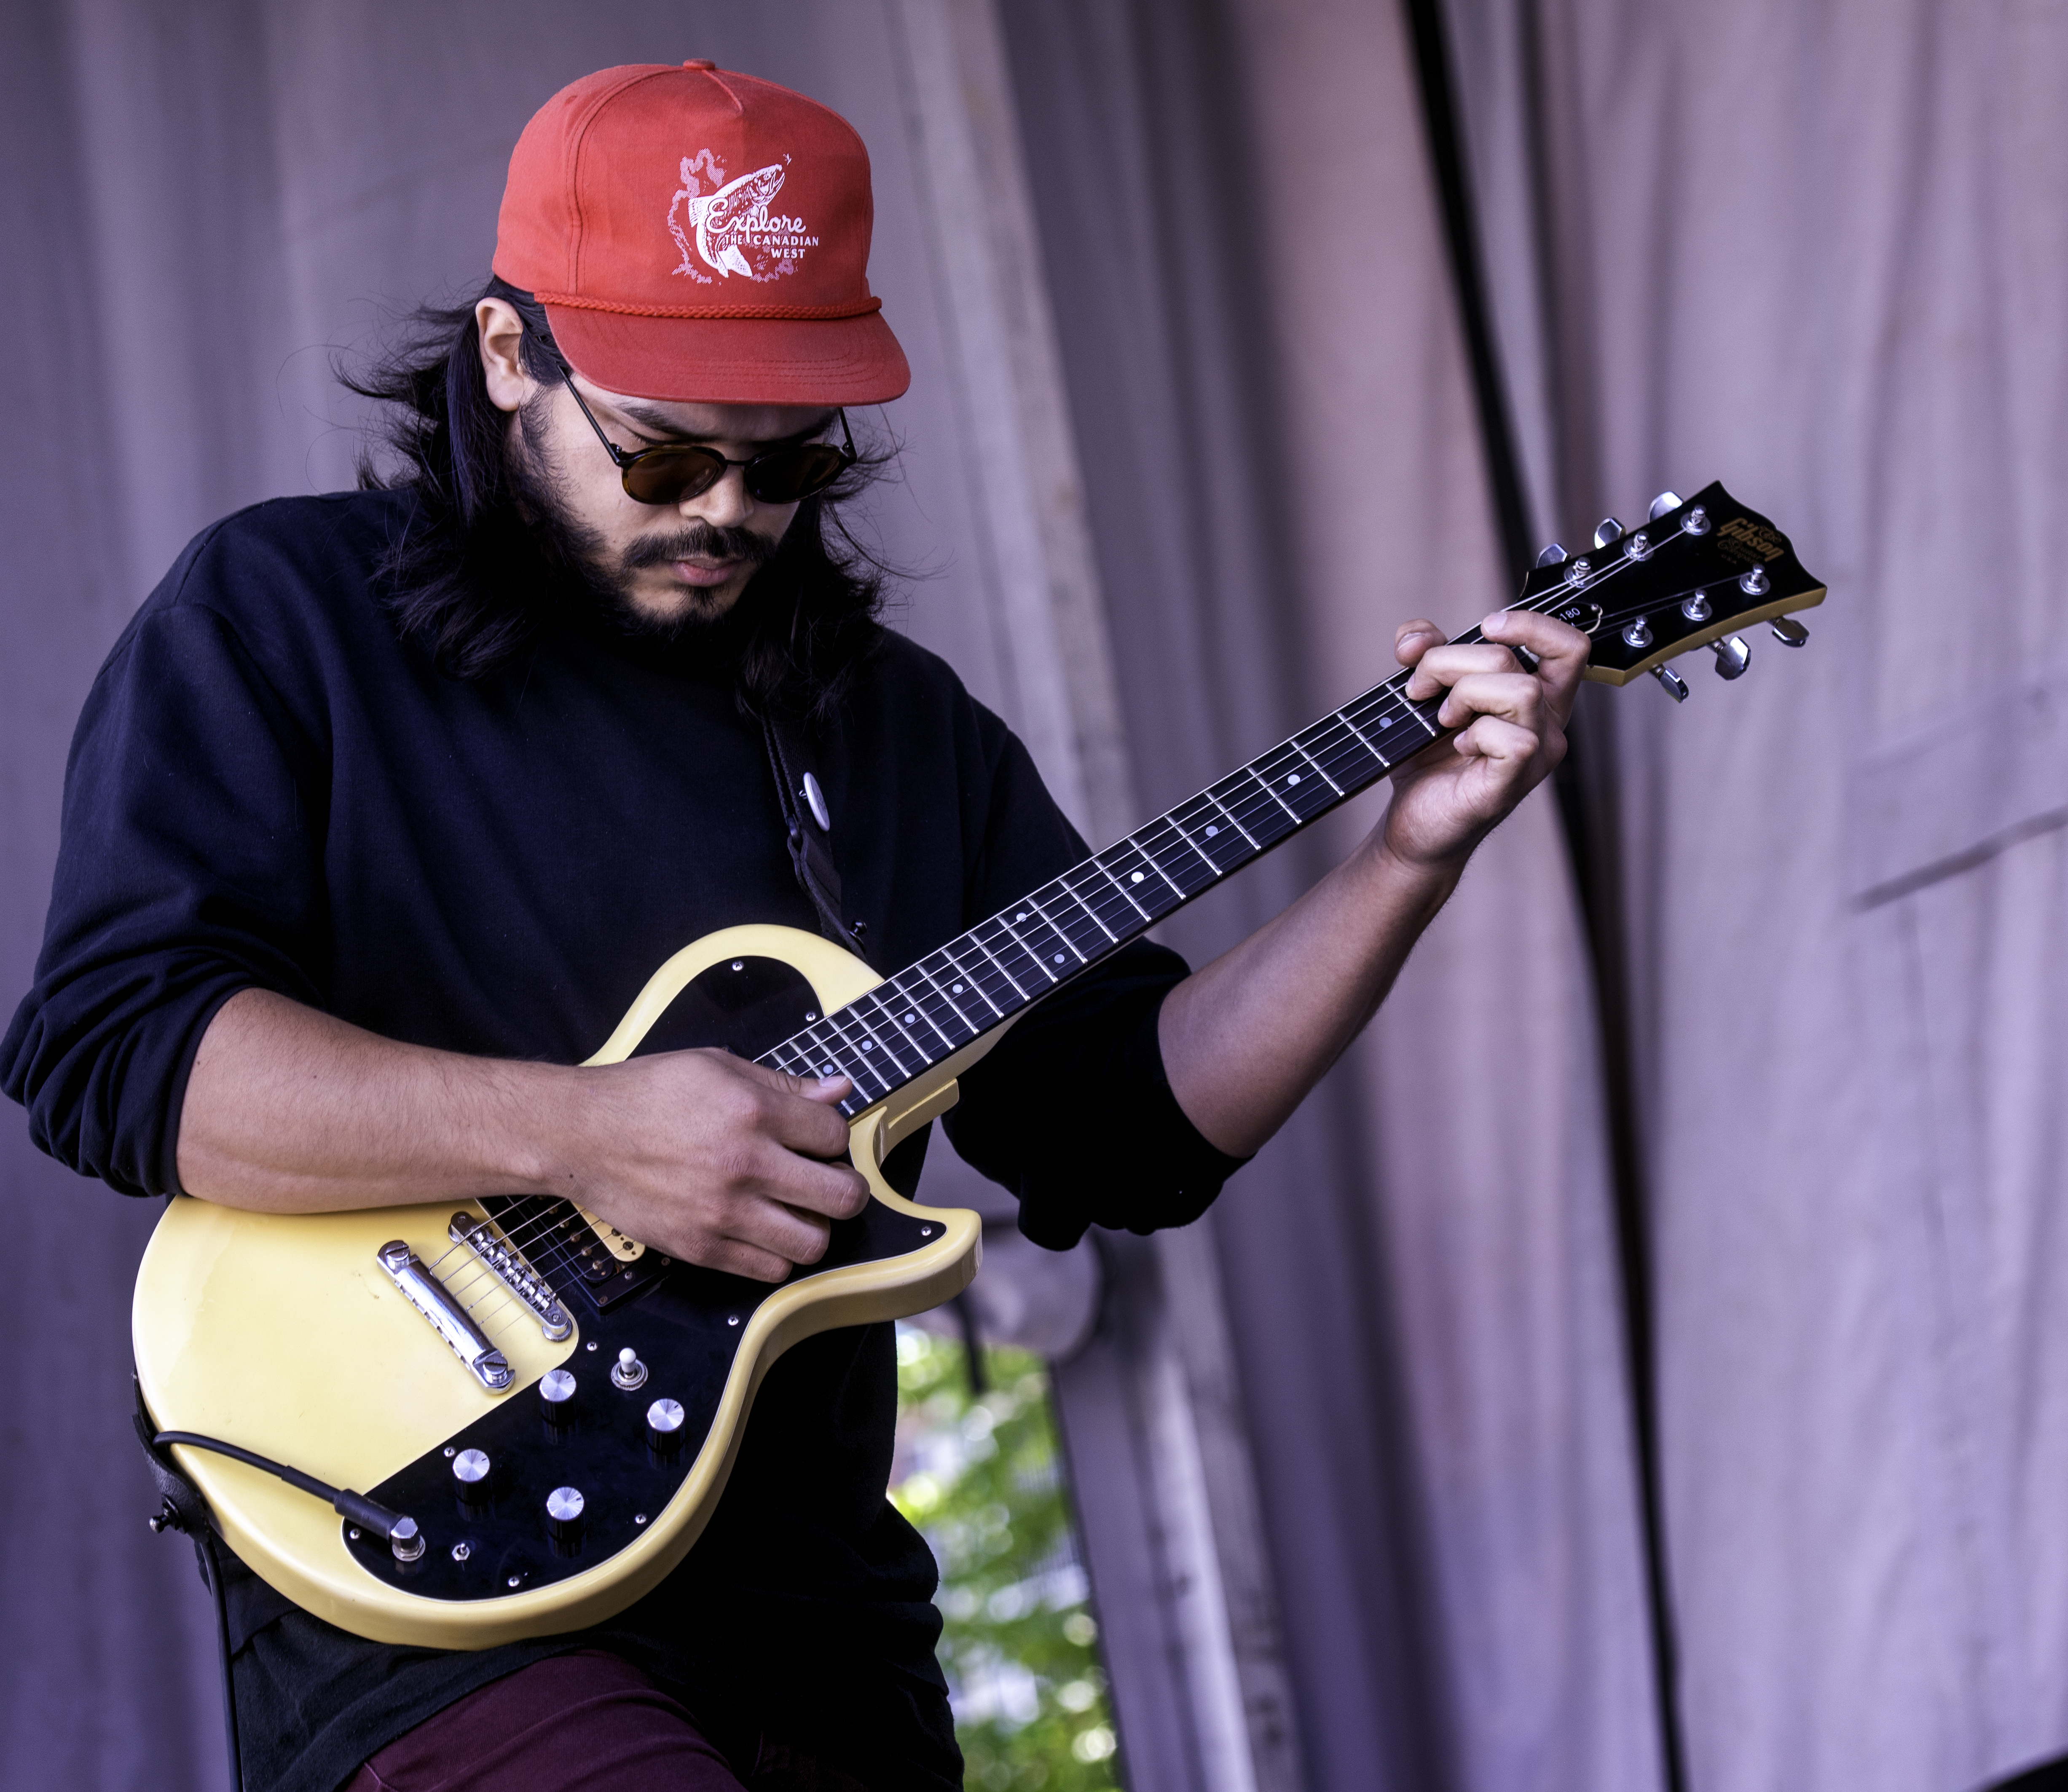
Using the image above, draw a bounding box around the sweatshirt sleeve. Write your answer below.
[936,726,1248,1251]
[1,576,329,1198]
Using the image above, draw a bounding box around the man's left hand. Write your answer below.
[1378,609,1591,871]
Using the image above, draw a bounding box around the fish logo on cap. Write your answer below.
[667,151,821,284]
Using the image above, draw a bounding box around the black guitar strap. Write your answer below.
[761,711,870,963]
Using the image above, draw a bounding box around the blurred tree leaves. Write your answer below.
[893,1327,1121,1792]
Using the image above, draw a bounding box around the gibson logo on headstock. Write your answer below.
[1716,516,1786,568]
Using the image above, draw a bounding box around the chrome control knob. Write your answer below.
[546,1485,585,1549]
[540,1367,577,1428]
[647,1398,686,1455]
[453,1448,491,1511]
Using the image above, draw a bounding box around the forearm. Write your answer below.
[1158,838,1459,1157]
[175,988,574,1212]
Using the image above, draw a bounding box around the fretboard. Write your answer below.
[755,646,1477,1120]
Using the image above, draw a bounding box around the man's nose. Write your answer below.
[681,463,753,528]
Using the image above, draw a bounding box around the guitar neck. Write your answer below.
[756,477,1825,1120]
[757,655,1458,1120]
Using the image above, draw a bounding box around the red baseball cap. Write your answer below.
[493,62,910,407]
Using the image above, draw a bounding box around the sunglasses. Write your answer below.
[550,356,856,507]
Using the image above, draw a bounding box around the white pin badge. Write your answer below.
[801,772,831,833]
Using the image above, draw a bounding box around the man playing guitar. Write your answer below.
[3,62,1583,1792]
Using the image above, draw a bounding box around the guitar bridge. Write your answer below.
[376,1240,513,1392]
[448,1212,573,1341]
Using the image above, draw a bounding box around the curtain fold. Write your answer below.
[1446,2,2068,1786]
[1003,3,1661,1786]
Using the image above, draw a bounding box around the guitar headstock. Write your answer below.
[1517,482,1825,698]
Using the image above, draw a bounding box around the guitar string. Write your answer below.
[780,538,1696,1097]
[420,520,1748,1280]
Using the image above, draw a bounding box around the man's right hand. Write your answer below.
[555,1051,868,1282]
[176,989,871,1284]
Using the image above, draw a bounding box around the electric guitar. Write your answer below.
[132,482,1824,1649]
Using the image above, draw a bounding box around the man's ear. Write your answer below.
[477,297,534,416]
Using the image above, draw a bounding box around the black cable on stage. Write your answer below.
[1395,5,1691,1789]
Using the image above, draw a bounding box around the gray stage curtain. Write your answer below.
[1446,1,2068,1787]
[1001,3,1660,1787]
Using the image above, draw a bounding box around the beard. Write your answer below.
[505,396,782,662]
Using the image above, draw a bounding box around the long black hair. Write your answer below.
[345,277,891,720]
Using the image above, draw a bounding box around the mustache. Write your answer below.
[619,522,781,576]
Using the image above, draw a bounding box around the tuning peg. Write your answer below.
[1770,616,1808,647]
[1648,490,1684,520]
[1651,665,1690,702]
[1711,635,1751,680]
[1594,517,1624,548]
[1535,543,1569,568]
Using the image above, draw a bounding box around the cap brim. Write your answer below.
[542,303,910,407]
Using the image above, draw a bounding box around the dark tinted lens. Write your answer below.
[743,443,850,504]
[620,445,727,506]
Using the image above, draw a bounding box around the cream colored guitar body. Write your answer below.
[132,925,989,1650]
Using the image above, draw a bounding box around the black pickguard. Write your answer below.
[341,954,939,1601]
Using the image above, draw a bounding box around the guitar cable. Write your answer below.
[152,1430,417,1546]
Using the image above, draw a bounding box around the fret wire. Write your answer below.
[1286,736,1346,795]
[765,1040,815,1078]
[1059,869,1143,951]
[922,948,1002,1023]
[1199,787,1261,849]
[962,926,1033,1002]
[814,1006,896,1098]
[1133,817,1217,895]
[1062,859,1144,932]
[1095,855,1156,922]
[1337,708,1391,768]
[882,972,960,1055]
[1024,893,1091,963]
[849,989,930,1078]
[1162,801,1230,879]
[789,1018,864,1086]
[942,932,1021,1013]
[1051,874,1121,946]
[1098,839,1181,911]
[1232,761,1301,825]
[989,913,1061,988]
[1038,877,1117,951]
[1300,714,1384,789]
[1000,892,1086,967]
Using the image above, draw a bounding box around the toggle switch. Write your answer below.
[611,1347,648,1391]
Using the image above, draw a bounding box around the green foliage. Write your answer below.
[893,1326,1121,1792]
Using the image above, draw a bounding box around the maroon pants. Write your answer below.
[341,1651,867,1792]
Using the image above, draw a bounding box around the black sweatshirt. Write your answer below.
[2,490,1241,1792]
